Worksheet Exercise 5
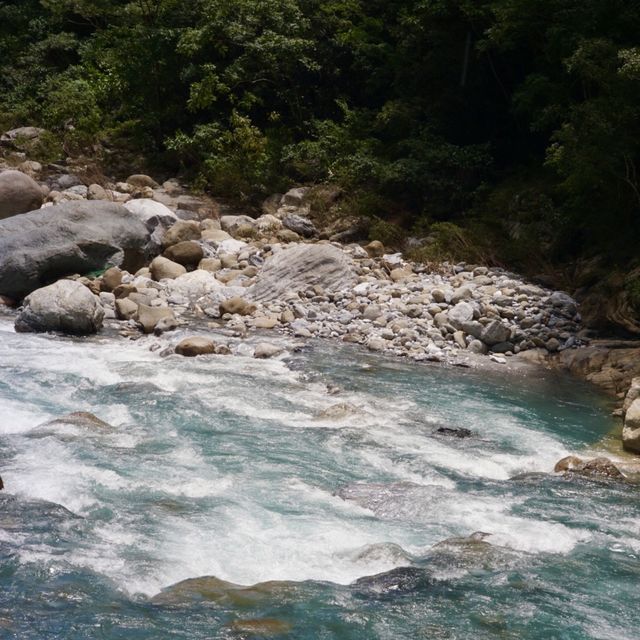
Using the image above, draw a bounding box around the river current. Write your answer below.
[0,317,638,639]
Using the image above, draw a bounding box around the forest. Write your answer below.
[1,0,639,280]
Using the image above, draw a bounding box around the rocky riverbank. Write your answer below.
[1,161,639,454]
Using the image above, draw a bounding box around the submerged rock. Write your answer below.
[227,618,292,636]
[43,411,112,429]
[137,304,175,334]
[150,575,298,607]
[351,566,433,597]
[435,426,472,438]
[15,280,104,335]
[314,402,360,421]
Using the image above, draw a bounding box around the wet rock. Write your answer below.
[137,304,175,334]
[554,455,624,479]
[15,280,104,334]
[227,618,292,636]
[351,566,433,597]
[150,575,297,607]
[314,403,360,420]
[0,170,44,219]
[0,201,150,299]
[435,426,472,438]
[253,343,284,359]
[43,411,112,429]
[250,243,356,302]
[154,315,178,334]
[175,336,217,357]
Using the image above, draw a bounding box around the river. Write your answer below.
[0,317,638,639]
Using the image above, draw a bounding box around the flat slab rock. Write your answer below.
[249,243,356,302]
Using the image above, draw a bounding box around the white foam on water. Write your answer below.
[0,323,614,599]
[0,399,50,434]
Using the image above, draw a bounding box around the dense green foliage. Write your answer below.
[1,0,639,264]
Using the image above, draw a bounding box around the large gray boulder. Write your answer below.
[15,279,104,334]
[0,170,44,219]
[0,200,152,299]
[250,243,356,302]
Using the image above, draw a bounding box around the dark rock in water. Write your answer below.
[151,575,299,607]
[435,426,472,438]
[351,566,433,597]
[509,472,552,484]
[0,493,81,533]
[227,618,293,636]
[15,280,104,334]
[0,201,152,299]
[0,476,3,490]
[554,455,624,480]
[425,532,521,573]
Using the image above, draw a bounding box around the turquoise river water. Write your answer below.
[0,317,638,639]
